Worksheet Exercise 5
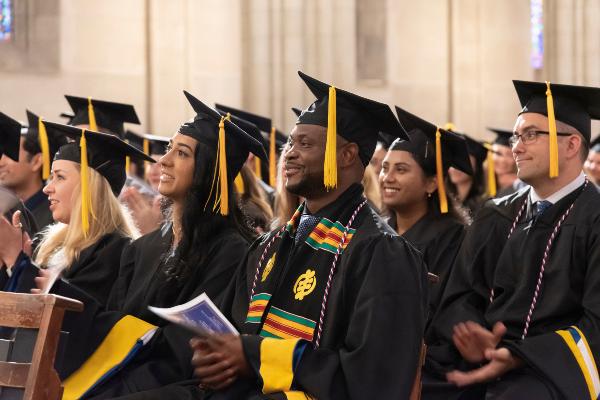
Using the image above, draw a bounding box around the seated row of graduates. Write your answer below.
[0,71,598,399]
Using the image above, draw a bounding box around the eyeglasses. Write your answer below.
[509,130,572,146]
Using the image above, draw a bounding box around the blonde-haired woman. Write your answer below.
[0,127,153,305]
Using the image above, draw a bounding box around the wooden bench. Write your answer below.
[0,292,83,400]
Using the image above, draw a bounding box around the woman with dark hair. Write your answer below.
[382,106,472,327]
[36,91,266,399]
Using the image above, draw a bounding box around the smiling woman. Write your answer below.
[381,107,470,326]
[38,92,267,398]
[0,125,152,307]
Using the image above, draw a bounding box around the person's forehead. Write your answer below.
[384,149,417,164]
[514,113,549,130]
[290,124,326,137]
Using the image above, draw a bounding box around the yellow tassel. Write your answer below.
[269,127,277,187]
[545,81,559,178]
[485,143,497,197]
[143,139,150,156]
[217,117,228,215]
[254,156,262,180]
[87,97,98,131]
[324,86,337,190]
[435,128,448,213]
[80,130,92,236]
[124,139,131,175]
[38,118,51,180]
[234,173,245,195]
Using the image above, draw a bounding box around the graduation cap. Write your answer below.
[0,111,22,162]
[454,131,498,197]
[393,106,472,213]
[513,80,600,177]
[291,107,303,118]
[487,127,513,147]
[24,110,70,180]
[214,110,266,195]
[214,103,284,187]
[296,71,408,189]
[124,131,169,156]
[59,112,75,124]
[182,91,267,216]
[42,121,155,235]
[124,130,169,177]
[377,132,396,150]
[65,95,141,139]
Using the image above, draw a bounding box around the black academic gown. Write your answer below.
[214,184,428,400]
[0,232,128,306]
[388,212,466,330]
[425,183,600,399]
[53,225,249,399]
[24,188,53,233]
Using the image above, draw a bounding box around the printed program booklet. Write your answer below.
[148,292,238,336]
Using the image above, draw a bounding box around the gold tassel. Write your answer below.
[269,127,277,187]
[254,156,262,180]
[124,139,131,175]
[217,117,228,215]
[80,130,92,236]
[545,81,559,178]
[324,86,337,190]
[38,118,51,180]
[485,143,497,197]
[143,139,150,156]
[435,128,448,213]
[234,173,245,194]
[87,97,98,131]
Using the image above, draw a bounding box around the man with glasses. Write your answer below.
[423,81,600,400]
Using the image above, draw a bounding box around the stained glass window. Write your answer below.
[0,0,13,42]
[531,0,544,70]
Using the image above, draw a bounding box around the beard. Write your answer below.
[286,168,327,200]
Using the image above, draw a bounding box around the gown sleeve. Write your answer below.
[425,205,508,375]
[503,218,600,400]
[62,234,130,306]
[241,235,428,400]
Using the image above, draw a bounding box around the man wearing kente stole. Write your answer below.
[192,71,428,399]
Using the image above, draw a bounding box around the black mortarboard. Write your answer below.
[42,122,155,235]
[65,95,141,138]
[591,135,600,153]
[182,91,267,215]
[42,122,154,196]
[513,80,600,177]
[24,110,70,179]
[378,132,396,150]
[0,111,22,162]
[460,134,487,166]
[393,106,472,213]
[393,107,472,175]
[487,127,513,147]
[215,104,271,132]
[296,71,408,189]
[513,80,600,144]
[124,130,169,156]
[60,112,75,124]
[214,103,283,186]
[291,107,302,118]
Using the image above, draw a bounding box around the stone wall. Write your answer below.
[0,0,598,139]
